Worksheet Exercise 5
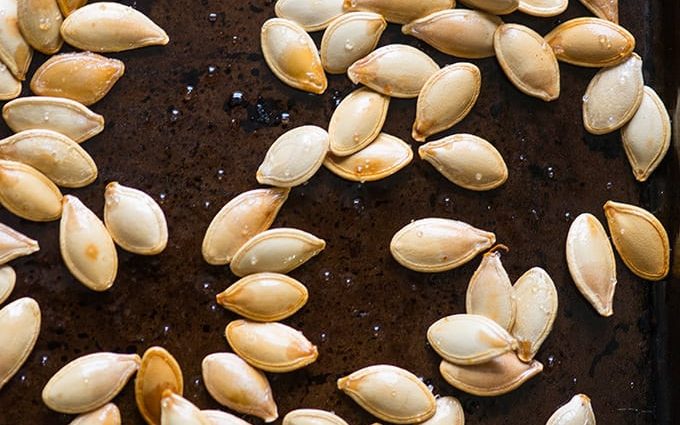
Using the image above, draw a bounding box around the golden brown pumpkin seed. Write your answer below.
[17,0,63,54]
[225,320,318,373]
[202,188,289,266]
[546,394,596,425]
[283,409,349,425]
[0,266,15,304]
[202,410,251,425]
[202,353,278,422]
[494,24,560,101]
[0,63,20,100]
[0,159,63,222]
[517,0,567,17]
[275,0,344,31]
[347,44,439,98]
[459,0,518,15]
[30,52,125,106]
[57,0,86,16]
[60,195,118,291]
[329,87,389,156]
[69,403,121,425]
[343,0,454,24]
[420,397,464,425]
[135,347,184,425]
[579,0,618,23]
[604,200,670,281]
[320,12,386,74]
[466,246,515,330]
[0,297,40,389]
[0,0,32,80]
[42,352,141,414]
[0,222,39,264]
[161,391,212,425]
[390,218,496,272]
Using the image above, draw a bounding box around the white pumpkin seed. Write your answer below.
[0,0,32,80]
[17,0,63,54]
[621,86,671,182]
[459,0,518,15]
[466,246,516,331]
[320,12,386,74]
[0,159,63,222]
[329,87,389,156]
[202,410,251,425]
[0,63,20,100]
[69,403,121,425]
[57,0,85,16]
[202,188,289,266]
[0,222,39,264]
[135,347,184,425]
[517,0,567,17]
[390,218,496,272]
[347,44,439,98]
[566,213,617,316]
[42,352,141,414]
[161,391,212,425]
[604,200,670,281]
[420,397,464,425]
[546,394,596,425]
[494,23,560,101]
[0,266,15,304]
[579,0,618,23]
[0,129,97,188]
[582,53,643,134]
[0,297,40,389]
[230,228,325,277]
[257,125,329,187]
[60,195,118,291]
[283,409,349,425]
[275,0,344,31]
[343,0,454,24]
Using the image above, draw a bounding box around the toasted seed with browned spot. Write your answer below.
[0,0,33,80]
[343,0,454,24]
[135,347,183,425]
[320,12,387,74]
[17,0,63,54]
[0,222,39,264]
[0,159,63,222]
[0,297,40,390]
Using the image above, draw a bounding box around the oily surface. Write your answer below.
[0,0,676,424]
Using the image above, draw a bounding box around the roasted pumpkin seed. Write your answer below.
[17,0,63,54]
[0,297,40,390]
[57,0,86,15]
[320,12,386,74]
[546,394,596,425]
[283,409,349,425]
[275,0,344,31]
[135,347,184,425]
[343,0,454,24]
[459,0,518,15]
[517,0,567,17]
[0,63,20,100]
[329,87,389,156]
[202,410,251,425]
[0,266,15,304]
[69,403,121,425]
[161,391,211,425]
[420,397,464,425]
[0,222,39,264]
[579,0,618,23]
[0,159,63,222]
[466,246,516,330]
[0,0,32,80]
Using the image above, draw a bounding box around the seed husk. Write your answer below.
[517,0,567,17]
[0,129,97,188]
[17,0,63,54]
[60,195,118,291]
[413,63,481,141]
[566,213,617,316]
[0,222,39,264]
[324,132,413,182]
[402,10,501,59]
[161,391,212,425]
[69,403,121,425]
[230,228,326,277]
[275,0,344,31]
[459,0,518,15]
[30,52,125,106]
[320,12,386,74]
[621,86,671,182]
[343,0,454,24]
[257,125,329,187]
[57,0,86,16]
[337,364,436,424]
[582,53,643,134]
[466,246,516,331]
[283,409,349,425]
[0,159,63,222]
[546,394,596,425]
[604,200,670,281]
[201,352,278,422]
[135,347,184,425]
[420,397,464,425]
[347,44,439,98]
[0,0,32,80]
[261,18,327,94]
[0,297,40,390]
[390,218,496,272]
[202,188,289,266]
[0,63,20,100]
[329,87,389,156]
[0,266,15,304]
[202,410,251,425]
[42,352,141,414]
[494,23,560,101]
[579,0,618,23]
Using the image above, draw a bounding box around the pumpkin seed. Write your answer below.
[402,10,501,59]
[347,44,439,98]
[0,0,32,80]
[17,0,63,54]
[30,52,125,106]
[57,0,85,15]
[418,134,508,191]
[320,12,386,74]
[546,394,596,425]
[202,410,251,425]
[202,188,289,266]
[0,159,63,222]
[582,53,643,134]
[230,228,325,277]
[0,63,20,100]
[2,96,105,143]
[517,0,567,17]
[413,63,481,141]
[621,86,671,182]
[257,125,329,187]
[0,266,15,304]
[329,87,389,156]
[390,218,496,272]
[42,352,141,414]
[60,195,118,291]
[324,132,413,182]
[337,364,436,424]
[459,0,518,15]
[494,23,560,101]
[283,409,349,425]
[511,267,558,362]
[104,182,168,255]
[0,129,97,188]
[216,272,308,322]
[69,403,121,425]
[604,200,670,281]
[427,314,518,365]
[579,0,618,23]
[225,320,318,373]
[0,297,40,390]
[161,391,212,425]
[261,18,327,94]
[201,353,278,422]
[420,397,464,425]
[466,246,516,331]
[135,347,184,425]
[566,213,617,316]
[0,222,39,264]
[343,0,454,24]
[439,352,542,396]
[275,0,344,31]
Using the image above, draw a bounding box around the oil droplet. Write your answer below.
[546,166,555,179]
[208,65,217,76]
[280,111,290,126]
[169,108,180,122]
[208,12,217,22]
[184,85,194,100]
[320,270,333,281]
[606,181,613,190]
[352,197,365,214]
[564,211,572,222]
[372,324,381,336]
[203,200,211,209]
[546,354,556,368]
[216,169,225,180]
[229,91,245,107]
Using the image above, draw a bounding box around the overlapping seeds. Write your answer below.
[342,0,454,24]
[0,222,39,264]
[320,12,387,74]
[466,247,516,330]
[160,391,211,425]
[420,396,464,425]
[69,403,121,425]
[57,0,86,16]
[17,0,63,54]
[0,0,33,80]
[135,347,184,425]
[275,0,344,32]
[329,87,389,155]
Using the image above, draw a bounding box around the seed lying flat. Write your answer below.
[275,0,344,31]
[329,88,389,156]
[0,222,39,264]
[347,44,439,98]
[604,201,670,281]
[402,10,501,59]
[494,23,560,101]
[201,353,278,422]
[30,52,125,106]
[135,347,184,425]
[546,394,596,425]
[257,125,329,187]
[343,0,454,24]
[283,409,349,425]
[230,228,326,277]
[161,391,212,425]
[420,397,464,425]
[261,18,327,94]
[321,12,386,74]
[0,63,20,100]
[579,0,618,23]
[459,0,518,15]
[60,195,118,291]
[17,0,63,54]
[42,352,141,414]
[566,213,617,316]
[202,188,289,265]
[466,247,516,330]
[69,403,121,425]
[0,0,32,80]
[202,410,251,425]
[0,129,97,188]
[0,159,63,222]
[0,297,40,390]
[582,53,643,134]
[517,0,567,17]
[390,218,496,272]
[0,266,15,304]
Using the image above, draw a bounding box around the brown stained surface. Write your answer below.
[0,0,676,424]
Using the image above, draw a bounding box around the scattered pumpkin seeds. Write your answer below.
[57,0,86,16]
[329,87,389,156]
[0,63,20,100]
[459,0,519,15]
[343,0,454,24]
[0,159,63,222]
[202,410,251,425]
[135,346,184,425]
[320,12,386,74]
[275,0,344,31]
[420,396,464,425]
[17,0,63,54]
[466,246,516,330]
[0,266,15,304]
[0,222,39,264]
[0,0,32,79]
[161,390,212,425]
[518,0,567,16]
[579,0,618,23]
[546,394,596,425]
[0,297,40,390]
[283,409,349,425]
[69,403,121,425]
